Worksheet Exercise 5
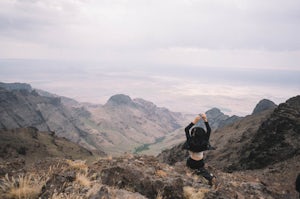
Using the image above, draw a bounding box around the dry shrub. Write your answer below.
[183,186,210,199]
[66,159,88,173]
[76,172,91,187]
[47,162,65,176]
[0,173,46,199]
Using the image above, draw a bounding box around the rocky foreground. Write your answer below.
[0,153,299,199]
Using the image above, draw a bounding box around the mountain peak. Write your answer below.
[206,107,222,115]
[286,95,300,109]
[252,99,277,115]
[105,94,135,107]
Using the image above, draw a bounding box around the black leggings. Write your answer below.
[186,157,214,181]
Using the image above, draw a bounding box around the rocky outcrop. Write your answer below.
[239,95,300,169]
[0,82,32,92]
[252,99,277,115]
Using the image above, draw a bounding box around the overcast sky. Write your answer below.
[0,0,300,116]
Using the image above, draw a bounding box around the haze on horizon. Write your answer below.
[0,0,300,116]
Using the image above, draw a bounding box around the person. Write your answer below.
[184,113,216,187]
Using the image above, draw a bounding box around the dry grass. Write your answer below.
[76,172,91,187]
[47,162,65,176]
[0,173,46,199]
[66,159,88,173]
[183,186,210,199]
[50,191,84,199]
[156,190,163,199]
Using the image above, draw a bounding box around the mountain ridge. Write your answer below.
[0,82,280,157]
[0,83,187,155]
[0,82,299,198]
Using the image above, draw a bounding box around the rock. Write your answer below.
[0,82,32,92]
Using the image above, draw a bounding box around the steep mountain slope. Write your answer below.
[207,109,274,171]
[0,127,104,164]
[204,96,299,171]
[239,95,300,169]
[82,94,186,154]
[0,86,101,152]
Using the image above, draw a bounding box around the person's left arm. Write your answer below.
[185,115,201,140]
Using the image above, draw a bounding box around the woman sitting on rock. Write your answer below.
[184,113,216,187]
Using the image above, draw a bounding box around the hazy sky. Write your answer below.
[0,0,300,115]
